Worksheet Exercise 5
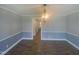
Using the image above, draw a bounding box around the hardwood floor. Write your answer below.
[33,28,41,52]
[6,40,79,55]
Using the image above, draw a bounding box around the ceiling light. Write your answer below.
[41,4,49,22]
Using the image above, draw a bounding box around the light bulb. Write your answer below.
[44,14,49,19]
[41,13,49,19]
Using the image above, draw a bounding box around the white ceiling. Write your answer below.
[0,4,79,16]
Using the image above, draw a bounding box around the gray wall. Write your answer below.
[22,15,66,33]
[22,16,32,32]
[0,8,22,40]
[66,12,79,48]
[42,16,66,32]
[66,12,79,36]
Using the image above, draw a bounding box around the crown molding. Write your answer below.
[0,6,20,16]
[0,6,40,17]
[20,14,40,16]
[0,5,79,17]
[63,10,79,16]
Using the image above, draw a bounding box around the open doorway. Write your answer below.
[32,17,42,52]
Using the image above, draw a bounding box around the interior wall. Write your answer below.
[0,7,23,54]
[22,15,66,32]
[66,12,79,35]
[66,11,79,48]
[0,7,22,41]
[22,15,66,39]
[22,16,32,32]
[41,15,66,39]
[22,16,33,39]
[42,16,66,32]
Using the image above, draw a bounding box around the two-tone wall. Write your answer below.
[22,15,66,40]
[22,16,33,39]
[66,12,79,49]
[0,7,22,54]
[41,16,66,40]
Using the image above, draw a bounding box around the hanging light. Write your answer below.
[41,4,49,22]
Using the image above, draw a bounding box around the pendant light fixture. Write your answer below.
[41,4,49,23]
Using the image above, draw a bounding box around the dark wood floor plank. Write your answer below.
[6,40,79,55]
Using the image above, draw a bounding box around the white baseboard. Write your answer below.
[67,32,79,38]
[22,38,66,41]
[1,39,22,55]
[65,40,79,50]
[41,39,66,41]
[22,38,33,40]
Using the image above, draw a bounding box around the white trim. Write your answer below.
[22,31,32,32]
[41,39,66,41]
[0,32,21,42]
[65,39,79,50]
[41,23,42,42]
[21,15,40,16]
[21,38,66,41]
[1,39,22,55]
[54,10,79,17]
[66,10,79,16]
[0,6,18,15]
[32,19,33,40]
[22,38,33,40]
[0,5,79,17]
[22,38,66,41]
[42,31,66,33]
[67,32,79,38]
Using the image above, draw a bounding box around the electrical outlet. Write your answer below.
[0,49,2,53]
[6,45,9,48]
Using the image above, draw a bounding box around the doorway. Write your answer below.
[32,17,42,52]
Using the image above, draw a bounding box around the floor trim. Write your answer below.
[41,39,66,41]
[22,38,33,40]
[65,39,79,50]
[1,39,22,55]
[22,38,66,41]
